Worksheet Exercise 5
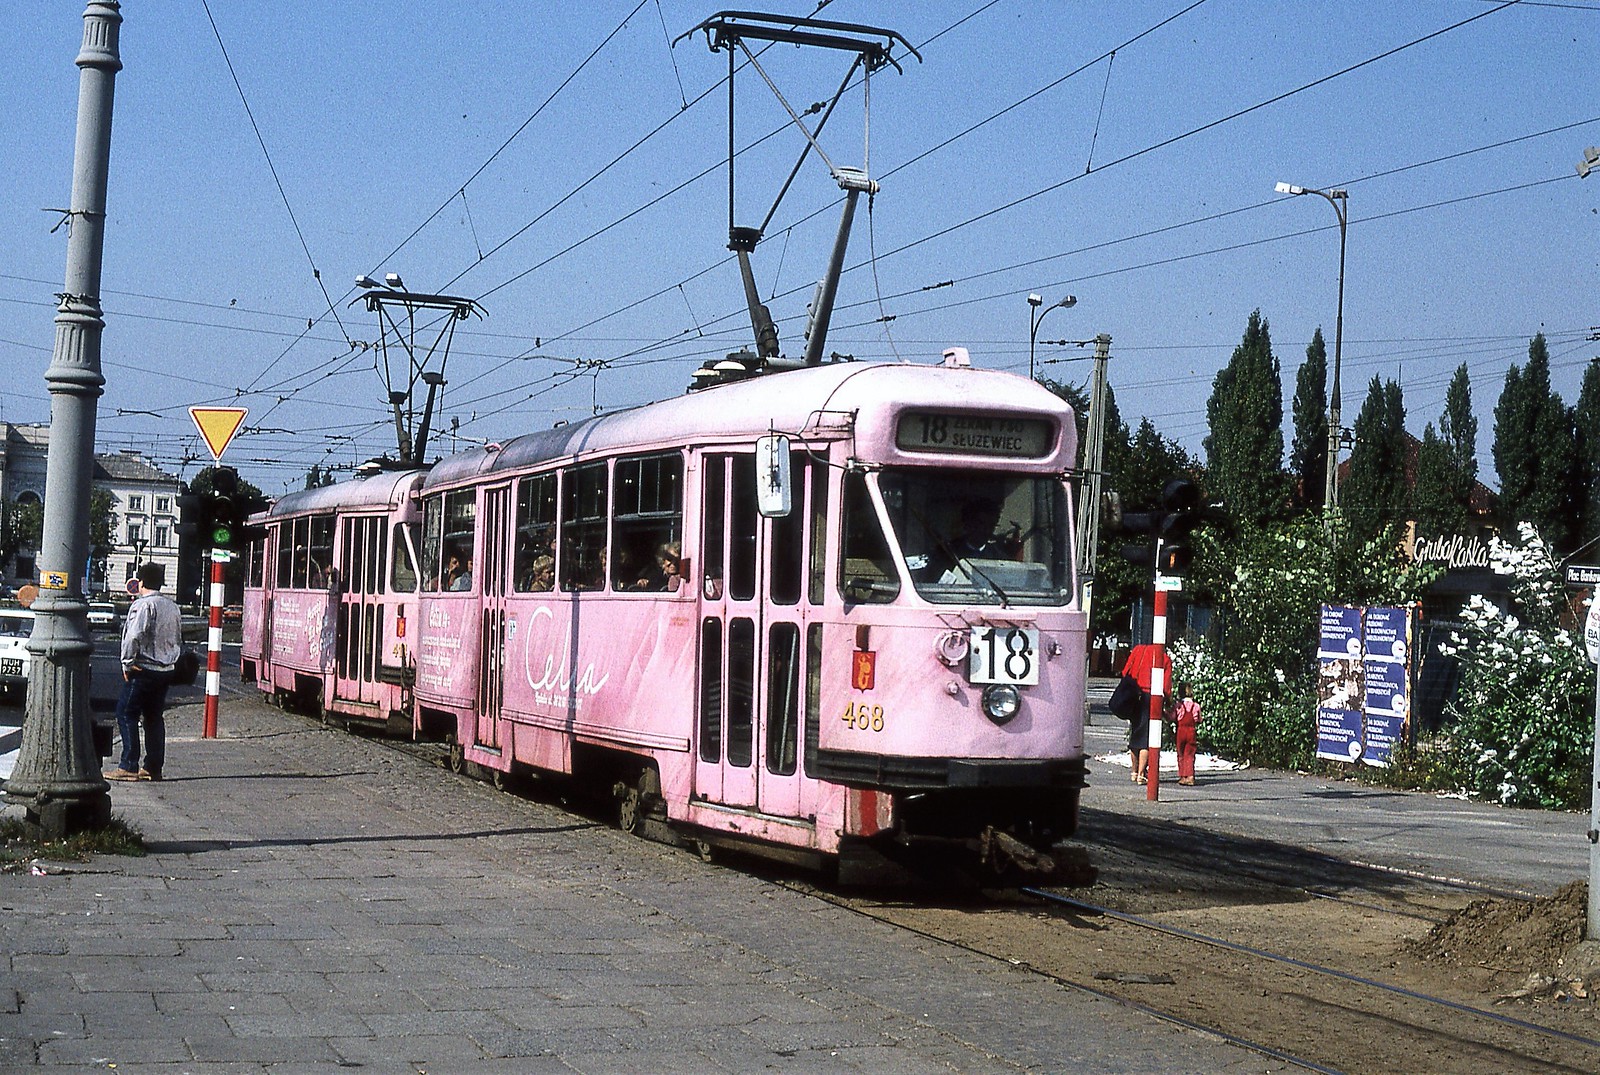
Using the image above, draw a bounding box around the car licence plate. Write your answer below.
[1,658,23,676]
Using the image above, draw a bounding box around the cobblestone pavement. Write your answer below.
[2,694,1277,1073]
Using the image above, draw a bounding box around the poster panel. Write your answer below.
[1361,606,1410,765]
[1316,605,1364,763]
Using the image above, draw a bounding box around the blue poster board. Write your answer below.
[1315,606,1365,763]
[1361,606,1410,765]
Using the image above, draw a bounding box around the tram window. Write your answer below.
[392,522,420,592]
[698,618,722,763]
[421,496,443,592]
[272,522,291,588]
[442,491,476,591]
[512,473,556,592]
[703,458,726,599]
[769,458,805,606]
[612,453,683,593]
[729,457,758,601]
[804,623,822,775]
[807,463,828,606]
[246,535,265,588]
[727,617,755,768]
[308,515,335,589]
[839,472,899,604]
[289,516,310,589]
[560,463,607,591]
[765,622,800,776]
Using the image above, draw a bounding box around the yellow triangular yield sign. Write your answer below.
[190,406,248,461]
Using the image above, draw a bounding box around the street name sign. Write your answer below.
[1566,564,1600,589]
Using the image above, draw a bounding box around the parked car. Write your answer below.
[87,601,118,628]
[0,608,34,703]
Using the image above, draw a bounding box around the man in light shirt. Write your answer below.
[105,562,182,782]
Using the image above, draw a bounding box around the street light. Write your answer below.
[1276,180,1348,511]
[1028,293,1077,380]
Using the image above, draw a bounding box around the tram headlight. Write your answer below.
[981,684,1022,725]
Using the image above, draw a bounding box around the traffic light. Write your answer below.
[233,492,270,550]
[1156,478,1200,575]
[1116,478,1201,576]
[206,467,241,549]
[175,489,208,546]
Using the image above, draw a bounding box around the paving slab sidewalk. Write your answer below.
[3,694,1279,1074]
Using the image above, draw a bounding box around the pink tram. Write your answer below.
[243,350,1091,881]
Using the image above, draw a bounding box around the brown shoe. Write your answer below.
[137,769,161,782]
[104,768,140,782]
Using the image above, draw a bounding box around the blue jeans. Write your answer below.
[115,667,172,775]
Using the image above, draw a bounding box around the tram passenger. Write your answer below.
[521,555,554,592]
[631,541,682,591]
[450,555,473,591]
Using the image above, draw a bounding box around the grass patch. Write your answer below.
[0,815,146,871]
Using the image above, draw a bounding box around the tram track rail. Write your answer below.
[777,878,1600,1075]
[303,708,1597,1073]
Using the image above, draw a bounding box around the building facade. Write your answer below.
[0,422,182,597]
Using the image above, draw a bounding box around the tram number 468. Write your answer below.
[968,626,1041,686]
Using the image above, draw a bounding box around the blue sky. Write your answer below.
[1,1,1595,495]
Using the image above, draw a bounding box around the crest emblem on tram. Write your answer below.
[851,651,876,692]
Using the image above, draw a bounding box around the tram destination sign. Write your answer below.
[895,412,1053,458]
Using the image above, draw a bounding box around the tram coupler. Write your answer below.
[977,827,1097,887]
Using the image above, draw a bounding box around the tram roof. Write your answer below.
[424,359,1077,491]
[266,466,423,518]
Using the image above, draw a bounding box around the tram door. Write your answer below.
[335,514,386,708]
[475,484,512,751]
[694,453,815,819]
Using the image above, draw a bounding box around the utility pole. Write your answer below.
[2,1,122,836]
[1075,334,1111,617]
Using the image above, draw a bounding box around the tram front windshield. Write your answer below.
[877,469,1072,606]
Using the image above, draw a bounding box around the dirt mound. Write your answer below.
[1412,881,1590,988]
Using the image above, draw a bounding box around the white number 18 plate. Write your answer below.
[968,626,1040,686]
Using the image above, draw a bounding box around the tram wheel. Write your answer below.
[491,767,508,792]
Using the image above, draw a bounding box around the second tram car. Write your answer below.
[245,350,1090,879]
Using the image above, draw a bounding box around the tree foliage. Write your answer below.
[1493,334,1575,551]
[1288,328,1328,513]
[1434,524,1592,808]
[1173,514,1438,769]
[1341,376,1409,542]
[1572,358,1600,559]
[1413,364,1478,536]
[1205,310,1286,526]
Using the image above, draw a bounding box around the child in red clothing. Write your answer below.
[1173,682,1202,786]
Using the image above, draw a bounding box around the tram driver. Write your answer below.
[924,497,1021,581]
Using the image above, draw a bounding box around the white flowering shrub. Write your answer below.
[1175,514,1438,769]
[1437,523,1593,808]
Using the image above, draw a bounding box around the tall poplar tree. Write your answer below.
[1289,328,1329,513]
[1205,310,1286,525]
[1493,334,1576,550]
[1572,358,1600,559]
[1412,364,1478,535]
[1342,376,1409,541]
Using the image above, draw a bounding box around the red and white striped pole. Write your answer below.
[1147,586,1168,801]
[202,549,226,738]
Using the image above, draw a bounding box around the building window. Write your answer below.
[129,494,145,512]
[155,496,171,514]
[155,525,170,548]
[127,522,143,545]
